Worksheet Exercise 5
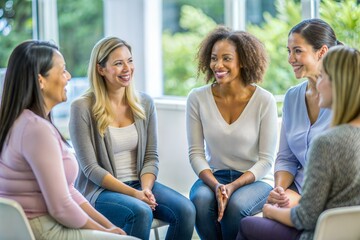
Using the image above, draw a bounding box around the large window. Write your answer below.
[53,0,104,137]
[57,0,103,77]
[161,0,360,104]
[0,0,33,100]
[0,0,33,68]
[161,0,282,97]
[1,0,359,137]
[162,0,225,96]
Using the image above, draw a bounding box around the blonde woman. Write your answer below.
[69,37,195,240]
[237,46,360,240]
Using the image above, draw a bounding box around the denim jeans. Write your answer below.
[190,170,272,240]
[95,181,195,240]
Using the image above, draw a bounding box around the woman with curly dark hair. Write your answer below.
[186,26,278,239]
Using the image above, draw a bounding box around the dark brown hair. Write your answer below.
[197,25,268,85]
[0,40,62,152]
[289,18,341,51]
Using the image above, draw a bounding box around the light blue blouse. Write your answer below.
[274,81,332,194]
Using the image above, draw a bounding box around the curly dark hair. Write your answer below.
[196,25,268,85]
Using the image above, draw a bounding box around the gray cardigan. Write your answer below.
[290,125,360,240]
[69,92,159,205]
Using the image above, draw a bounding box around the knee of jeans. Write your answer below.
[190,188,213,206]
[179,200,196,221]
[135,203,153,219]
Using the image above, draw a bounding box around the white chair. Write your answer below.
[313,205,360,240]
[0,197,35,240]
[0,196,168,240]
[151,218,168,240]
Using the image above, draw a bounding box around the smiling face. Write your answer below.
[287,33,324,80]
[39,50,71,112]
[97,46,134,90]
[316,66,333,109]
[210,39,241,85]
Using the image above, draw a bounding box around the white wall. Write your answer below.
[155,98,198,196]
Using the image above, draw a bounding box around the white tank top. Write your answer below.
[108,124,138,182]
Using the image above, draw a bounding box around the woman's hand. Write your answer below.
[134,189,158,210]
[215,183,232,222]
[267,186,301,208]
[262,203,294,227]
[143,189,157,210]
[267,186,289,207]
[262,203,277,219]
[106,225,127,235]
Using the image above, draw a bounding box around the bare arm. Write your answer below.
[101,173,154,207]
[101,173,138,196]
[217,171,255,221]
[263,203,294,227]
[275,171,295,189]
[267,171,300,208]
[141,173,157,210]
[79,202,126,235]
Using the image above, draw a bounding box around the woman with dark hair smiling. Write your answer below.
[268,18,341,209]
[0,40,136,240]
[237,46,360,240]
[186,26,278,240]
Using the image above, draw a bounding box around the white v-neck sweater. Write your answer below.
[186,84,278,186]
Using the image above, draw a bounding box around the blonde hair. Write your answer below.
[322,46,360,126]
[88,37,145,136]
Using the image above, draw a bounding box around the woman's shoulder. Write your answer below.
[17,110,56,136]
[20,110,51,127]
[138,92,155,110]
[187,85,211,102]
[321,124,360,140]
[284,81,307,99]
[254,85,276,101]
[71,92,94,109]
[188,85,210,95]
[138,91,153,103]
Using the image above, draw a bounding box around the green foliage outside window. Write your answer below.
[162,0,360,98]
[0,0,32,68]
[163,6,217,96]
[57,0,103,77]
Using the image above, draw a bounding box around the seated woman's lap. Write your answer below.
[190,170,272,239]
[151,181,195,224]
[95,190,153,239]
[152,181,196,240]
[95,181,195,240]
[236,216,302,240]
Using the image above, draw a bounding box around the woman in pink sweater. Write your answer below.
[0,40,137,240]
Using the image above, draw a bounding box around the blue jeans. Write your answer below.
[190,170,272,240]
[95,181,195,240]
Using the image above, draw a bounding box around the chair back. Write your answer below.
[0,197,35,240]
[314,205,360,240]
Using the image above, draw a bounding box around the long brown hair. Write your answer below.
[0,40,62,152]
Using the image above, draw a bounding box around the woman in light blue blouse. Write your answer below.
[267,19,342,208]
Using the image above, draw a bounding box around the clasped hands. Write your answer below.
[266,186,290,208]
[215,183,235,222]
[134,189,158,211]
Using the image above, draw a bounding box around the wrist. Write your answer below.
[130,188,139,198]
[213,183,222,192]
[142,186,152,191]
